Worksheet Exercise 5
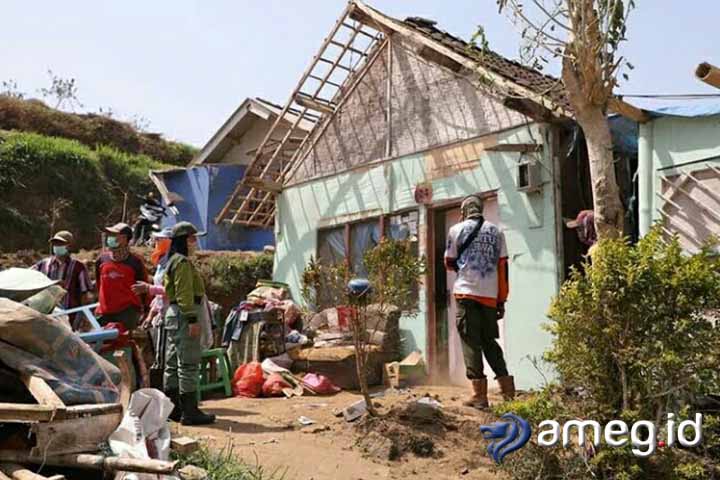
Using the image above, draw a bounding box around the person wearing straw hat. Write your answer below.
[162,221,215,425]
[32,230,92,329]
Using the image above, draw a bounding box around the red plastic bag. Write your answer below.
[232,362,265,398]
[262,373,291,397]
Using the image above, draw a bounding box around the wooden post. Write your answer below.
[0,453,177,475]
[385,34,393,158]
[113,350,132,410]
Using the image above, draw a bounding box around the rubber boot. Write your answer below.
[165,389,182,422]
[497,375,516,401]
[462,379,489,409]
[180,393,216,426]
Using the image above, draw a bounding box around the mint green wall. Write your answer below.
[274,124,561,389]
[638,115,720,235]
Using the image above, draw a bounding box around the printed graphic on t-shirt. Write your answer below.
[457,222,501,277]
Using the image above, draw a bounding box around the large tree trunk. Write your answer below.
[562,56,625,240]
[576,107,625,240]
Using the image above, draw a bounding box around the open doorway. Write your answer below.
[428,195,505,386]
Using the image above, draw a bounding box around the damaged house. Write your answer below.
[149,98,315,250]
[215,1,643,388]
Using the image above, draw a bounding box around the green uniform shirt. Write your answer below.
[164,253,206,322]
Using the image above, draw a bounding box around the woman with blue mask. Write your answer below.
[31,230,92,329]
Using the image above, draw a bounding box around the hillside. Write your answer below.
[0,130,175,251]
[0,95,196,166]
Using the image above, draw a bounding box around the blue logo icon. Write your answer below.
[480,413,532,464]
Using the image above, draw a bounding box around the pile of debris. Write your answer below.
[0,268,206,480]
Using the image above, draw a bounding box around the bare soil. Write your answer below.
[175,386,505,480]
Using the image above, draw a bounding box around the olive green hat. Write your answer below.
[170,221,207,238]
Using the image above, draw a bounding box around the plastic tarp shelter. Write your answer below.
[152,165,274,251]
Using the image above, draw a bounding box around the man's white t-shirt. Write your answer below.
[444,218,508,305]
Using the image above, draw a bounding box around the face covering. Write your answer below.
[106,236,119,249]
[52,245,68,257]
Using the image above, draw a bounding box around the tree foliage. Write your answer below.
[495,229,720,479]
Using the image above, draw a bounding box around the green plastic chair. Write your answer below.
[197,348,232,401]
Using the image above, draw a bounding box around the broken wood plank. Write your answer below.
[0,463,62,480]
[0,404,55,423]
[20,375,64,411]
[61,403,123,418]
[294,94,336,115]
[171,436,199,455]
[242,178,283,194]
[30,412,123,457]
[0,452,178,475]
[113,350,132,411]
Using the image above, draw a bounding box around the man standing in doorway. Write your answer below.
[32,230,92,329]
[95,223,148,332]
[444,195,514,409]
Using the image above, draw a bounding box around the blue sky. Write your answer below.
[2,1,719,147]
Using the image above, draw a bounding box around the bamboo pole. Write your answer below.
[695,62,720,89]
[0,453,177,475]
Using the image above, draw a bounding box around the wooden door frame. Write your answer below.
[425,190,499,381]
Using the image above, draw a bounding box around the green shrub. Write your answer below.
[96,145,165,200]
[0,95,196,165]
[496,229,720,480]
[200,253,274,299]
[547,228,720,420]
[0,130,172,251]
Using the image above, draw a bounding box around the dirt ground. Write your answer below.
[175,386,506,480]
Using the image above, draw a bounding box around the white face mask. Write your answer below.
[52,245,68,257]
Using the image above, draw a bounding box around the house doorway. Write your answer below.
[430,195,505,386]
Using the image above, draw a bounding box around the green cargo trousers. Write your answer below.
[456,298,509,380]
[163,306,200,394]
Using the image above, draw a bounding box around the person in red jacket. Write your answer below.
[95,222,148,331]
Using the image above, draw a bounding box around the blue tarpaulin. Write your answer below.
[154,165,273,251]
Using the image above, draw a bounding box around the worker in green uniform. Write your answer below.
[163,221,215,425]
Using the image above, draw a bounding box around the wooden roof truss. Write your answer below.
[217,2,386,227]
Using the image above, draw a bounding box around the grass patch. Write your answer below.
[174,444,286,480]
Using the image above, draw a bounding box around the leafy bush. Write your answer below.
[0,131,172,251]
[496,229,720,479]
[547,228,720,421]
[0,95,196,165]
[201,253,274,299]
[96,145,165,200]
